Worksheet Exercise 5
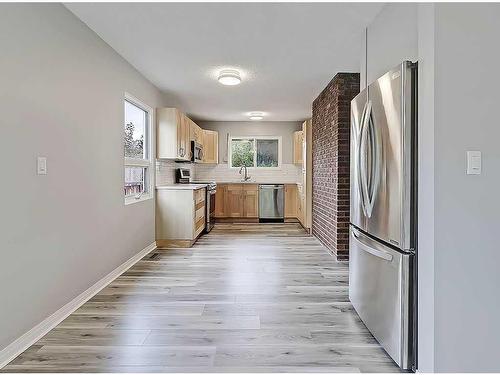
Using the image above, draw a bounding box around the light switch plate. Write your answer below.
[37,156,47,175]
[466,151,481,175]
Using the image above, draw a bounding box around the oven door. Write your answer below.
[206,189,216,232]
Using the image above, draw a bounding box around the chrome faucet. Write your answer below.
[239,165,251,182]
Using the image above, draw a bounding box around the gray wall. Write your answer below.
[0,4,164,352]
[432,4,500,371]
[360,3,418,89]
[199,121,302,164]
[416,4,436,372]
[366,3,500,371]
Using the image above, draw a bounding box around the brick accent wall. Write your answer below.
[312,73,359,260]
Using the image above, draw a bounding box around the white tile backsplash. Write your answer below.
[156,160,301,185]
[156,159,193,185]
[193,163,301,183]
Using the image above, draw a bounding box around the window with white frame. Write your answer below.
[124,94,152,204]
[229,136,281,168]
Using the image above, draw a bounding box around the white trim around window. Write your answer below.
[124,92,154,205]
[228,135,282,169]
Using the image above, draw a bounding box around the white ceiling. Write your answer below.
[66,3,384,122]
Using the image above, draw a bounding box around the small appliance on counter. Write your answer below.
[176,168,191,184]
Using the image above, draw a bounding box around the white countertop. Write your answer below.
[214,181,300,185]
[156,184,207,190]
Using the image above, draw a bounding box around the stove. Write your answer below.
[191,181,217,233]
[192,181,217,192]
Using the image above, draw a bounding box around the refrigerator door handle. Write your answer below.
[358,101,372,217]
[351,228,393,262]
[365,101,382,217]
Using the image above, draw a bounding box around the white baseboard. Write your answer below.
[0,241,157,369]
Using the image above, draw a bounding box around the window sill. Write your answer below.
[125,194,152,206]
[228,166,282,170]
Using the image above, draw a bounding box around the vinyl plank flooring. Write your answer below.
[36,328,151,346]
[58,315,260,330]
[9,345,215,367]
[213,344,396,368]
[74,302,204,316]
[2,223,399,373]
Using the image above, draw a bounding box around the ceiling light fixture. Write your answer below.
[218,69,241,86]
[249,112,264,121]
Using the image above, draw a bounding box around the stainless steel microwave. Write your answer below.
[191,141,203,163]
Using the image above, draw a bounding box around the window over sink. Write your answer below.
[229,136,281,169]
[124,93,153,204]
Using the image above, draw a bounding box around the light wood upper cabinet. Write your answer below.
[202,130,218,164]
[157,108,219,163]
[225,184,244,217]
[190,120,204,144]
[243,184,259,218]
[157,108,191,161]
[293,130,304,165]
[284,184,298,218]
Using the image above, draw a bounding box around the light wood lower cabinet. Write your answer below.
[156,187,206,247]
[215,183,304,225]
[243,185,259,218]
[297,184,305,225]
[215,184,226,217]
[284,184,298,218]
[215,184,258,218]
[226,184,244,218]
[285,183,305,227]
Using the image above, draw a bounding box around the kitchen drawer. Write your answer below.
[195,205,205,222]
[194,188,205,204]
[194,215,205,237]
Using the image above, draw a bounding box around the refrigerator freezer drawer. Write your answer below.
[349,226,413,369]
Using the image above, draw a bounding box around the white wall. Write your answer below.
[0,4,164,352]
[432,4,500,371]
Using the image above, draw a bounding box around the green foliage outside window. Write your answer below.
[231,139,255,167]
[230,138,279,168]
[124,122,144,159]
[256,139,278,167]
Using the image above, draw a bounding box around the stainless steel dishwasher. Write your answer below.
[258,184,284,222]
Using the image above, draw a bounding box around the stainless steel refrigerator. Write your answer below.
[349,61,417,370]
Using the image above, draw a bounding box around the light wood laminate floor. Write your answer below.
[2,223,399,373]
